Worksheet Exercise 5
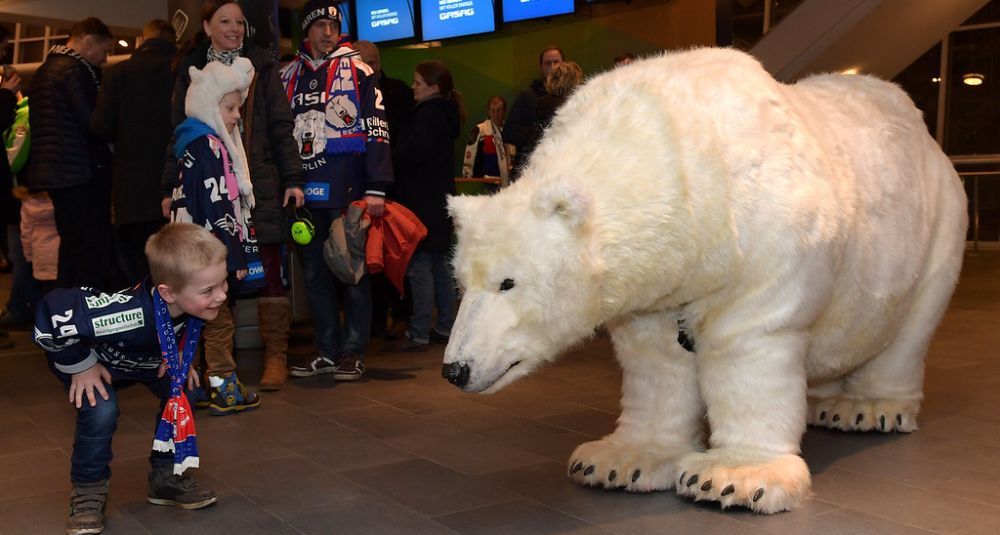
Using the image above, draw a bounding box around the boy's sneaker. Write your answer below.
[334,353,365,381]
[207,373,260,416]
[147,470,217,510]
[186,385,211,409]
[66,479,108,535]
[288,354,338,377]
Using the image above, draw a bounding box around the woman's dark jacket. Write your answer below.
[92,38,177,226]
[162,40,303,244]
[392,96,460,252]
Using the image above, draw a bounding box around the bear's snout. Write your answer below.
[442,361,471,388]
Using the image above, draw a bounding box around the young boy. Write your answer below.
[34,223,224,535]
[169,57,263,415]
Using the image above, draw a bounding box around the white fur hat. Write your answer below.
[186,57,256,208]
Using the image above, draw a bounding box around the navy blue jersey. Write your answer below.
[33,280,189,375]
[281,47,393,209]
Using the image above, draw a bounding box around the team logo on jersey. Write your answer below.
[294,109,328,159]
[326,94,357,129]
[309,78,318,90]
[85,292,133,309]
[92,309,145,337]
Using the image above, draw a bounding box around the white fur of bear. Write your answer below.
[443,48,967,514]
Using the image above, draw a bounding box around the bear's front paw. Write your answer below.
[674,450,810,514]
[807,397,920,432]
[567,439,694,493]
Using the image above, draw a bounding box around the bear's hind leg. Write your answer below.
[810,259,960,433]
[568,311,704,493]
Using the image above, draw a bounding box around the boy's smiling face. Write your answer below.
[158,261,229,320]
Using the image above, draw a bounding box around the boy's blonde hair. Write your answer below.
[544,61,583,97]
[145,223,227,291]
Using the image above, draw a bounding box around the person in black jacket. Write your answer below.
[388,60,462,352]
[0,23,24,346]
[505,45,564,179]
[162,0,304,399]
[24,17,115,290]
[92,19,178,285]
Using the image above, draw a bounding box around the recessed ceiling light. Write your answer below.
[963,73,984,86]
[931,76,941,83]
[841,68,859,75]
[118,39,129,48]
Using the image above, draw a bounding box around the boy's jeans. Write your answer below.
[51,364,174,484]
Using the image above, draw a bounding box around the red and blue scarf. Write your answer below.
[151,290,204,474]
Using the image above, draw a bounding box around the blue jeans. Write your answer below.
[5,224,39,320]
[51,364,174,484]
[406,250,456,343]
[297,208,371,358]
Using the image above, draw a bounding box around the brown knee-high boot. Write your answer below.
[257,296,291,391]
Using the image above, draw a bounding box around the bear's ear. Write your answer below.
[447,194,482,233]
[533,182,590,230]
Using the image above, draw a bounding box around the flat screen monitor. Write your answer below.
[501,0,574,23]
[420,0,496,41]
[336,1,355,38]
[356,0,416,43]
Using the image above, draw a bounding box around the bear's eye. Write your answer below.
[499,278,515,292]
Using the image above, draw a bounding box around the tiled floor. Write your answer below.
[1,252,999,534]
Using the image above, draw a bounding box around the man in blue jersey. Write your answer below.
[280,0,393,381]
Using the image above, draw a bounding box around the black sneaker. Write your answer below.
[334,353,365,381]
[67,479,108,535]
[147,470,217,510]
[288,354,338,377]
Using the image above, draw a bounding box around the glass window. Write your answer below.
[21,24,46,39]
[945,28,1000,155]
[17,41,43,63]
[892,42,941,138]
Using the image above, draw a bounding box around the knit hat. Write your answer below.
[186,57,256,207]
[302,0,342,32]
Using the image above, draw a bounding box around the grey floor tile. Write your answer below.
[383,425,550,475]
[283,425,416,472]
[0,419,58,455]
[124,491,300,535]
[0,448,70,501]
[341,458,520,516]
[434,498,611,535]
[205,455,372,510]
[284,495,461,535]
[537,408,619,438]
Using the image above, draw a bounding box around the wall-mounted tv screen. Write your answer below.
[356,0,416,43]
[419,0,496,41]
[336,1,355,38]
[501,0,574,23]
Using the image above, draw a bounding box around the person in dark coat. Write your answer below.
[161,0,304,399]
[504,45,564,179]
[92,19,178,284]
[24,17,115,290]
[354,39,414,339]
[389,60,462,352]
[0,23,25,343]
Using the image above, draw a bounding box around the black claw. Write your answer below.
[721,484,735,496]
[896,414,903,426]
[832,414,841,422]
[753,488,765,502]
[632,470,641,482]
[879,415,886,431]
[819,411,826,421]
[701,480,713,492]
[686,474,699,487]
[856,413,864,425]
[584,465,595,476]
[679,472,686,485]
[608,470,617,482]
[571,462,583,474]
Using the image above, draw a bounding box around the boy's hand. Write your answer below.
[236,269,247,280]
[69,363,112,409]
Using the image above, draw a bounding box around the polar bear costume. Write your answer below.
[443,48,967,514]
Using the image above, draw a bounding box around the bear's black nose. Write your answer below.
[442,362,470,388]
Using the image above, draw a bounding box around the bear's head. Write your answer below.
[443,182,606,393]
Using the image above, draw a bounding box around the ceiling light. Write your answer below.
[931,76,941,83]
[962,73,984,86]
[841,68,859,75]
[118,39,129,48]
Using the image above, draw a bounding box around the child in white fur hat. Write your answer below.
[168,57,263,415]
